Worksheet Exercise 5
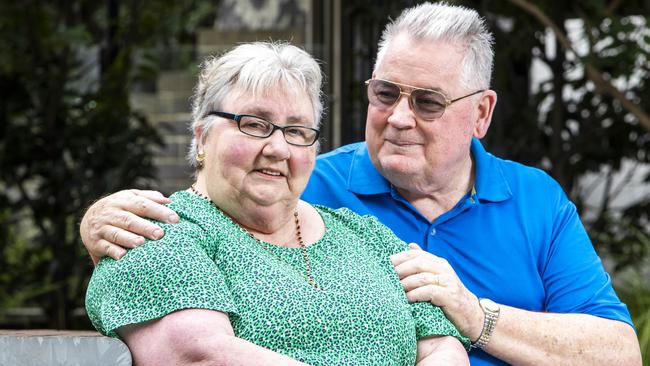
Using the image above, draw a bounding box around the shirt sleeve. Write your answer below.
[360,213,471,349]
[542,193,633,326]
[85,221,237,338]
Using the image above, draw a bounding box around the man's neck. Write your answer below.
[396,156,475,222]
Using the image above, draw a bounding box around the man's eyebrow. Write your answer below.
[415,84,445,93]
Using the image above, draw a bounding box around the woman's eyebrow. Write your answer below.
[244,107,311,125]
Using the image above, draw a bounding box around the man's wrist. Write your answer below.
[471,298,500,350]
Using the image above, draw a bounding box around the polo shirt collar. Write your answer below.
[347,143,392,195]
[471,138,512,202]
[346,139,512,202]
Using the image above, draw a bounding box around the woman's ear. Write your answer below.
[194,126,207,147]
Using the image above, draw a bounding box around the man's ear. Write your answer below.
[473,90,497,138]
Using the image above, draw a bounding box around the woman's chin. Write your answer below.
[244,192,292,209]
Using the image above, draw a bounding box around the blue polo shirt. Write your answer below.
[302,139,632,366]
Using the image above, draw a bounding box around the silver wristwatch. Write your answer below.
[471,298,500,350]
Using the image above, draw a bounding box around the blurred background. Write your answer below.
[0,0,648,361]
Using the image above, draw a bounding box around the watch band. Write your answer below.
[471,298,500,350]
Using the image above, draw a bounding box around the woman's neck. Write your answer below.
[189,183,300,247]
[231,202,299,246]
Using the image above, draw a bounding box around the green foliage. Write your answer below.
[615,253,650,363]
[475,1,650,267]
[0,0,217,329]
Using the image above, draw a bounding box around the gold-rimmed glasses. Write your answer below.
[365,78,485,120]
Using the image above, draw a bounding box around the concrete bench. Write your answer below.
[0,330,131,366]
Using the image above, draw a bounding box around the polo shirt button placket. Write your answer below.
[430,227,437,236]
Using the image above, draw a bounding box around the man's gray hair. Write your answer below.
[188,41,323,168]
[375,2,494,90]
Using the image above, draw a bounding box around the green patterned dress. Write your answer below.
[86,191,468,365]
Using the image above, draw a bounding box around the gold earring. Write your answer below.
[196,150,205,162]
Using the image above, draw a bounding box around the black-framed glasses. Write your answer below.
[365,78,485,120]
[205,111,320,147]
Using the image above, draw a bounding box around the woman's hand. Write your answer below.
[391,243,484,342]
[80,189,179,262]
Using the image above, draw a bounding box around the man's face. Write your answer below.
[365,34,490,193]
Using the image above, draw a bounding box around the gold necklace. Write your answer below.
[189,185,322,290]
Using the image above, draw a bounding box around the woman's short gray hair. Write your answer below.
[375,2,494,90]
[188,41,323,168]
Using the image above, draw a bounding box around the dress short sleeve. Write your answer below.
[85,221,237,338]
[359,213,471,349]
[410,302,470,349]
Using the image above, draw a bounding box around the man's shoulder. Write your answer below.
[308,142,367,188]
[316,141,366,165]
[304,142,373,209]
[489,152,563,193]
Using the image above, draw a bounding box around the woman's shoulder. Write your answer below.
[313,205,408,255]
[166,191,237,232]
[313,204,374,228]
[139,190,239,256]
[167,190,215,220]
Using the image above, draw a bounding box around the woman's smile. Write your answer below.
[254,168,286,179]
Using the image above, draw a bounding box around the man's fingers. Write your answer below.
[80,189,175,263]
[393,256,445,279]
[96,239,127,261]
[390,248,420,266]
[125,193,178,224]
[110,211,165,242]
[400,272,441,292]
[408,242,422,250]
[405,284,441,304]
[129,189,172,204]
[390,243,426,266]
[101,225,145,249]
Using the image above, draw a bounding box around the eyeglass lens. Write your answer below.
[367,79,447,120]
[238,116,318,146]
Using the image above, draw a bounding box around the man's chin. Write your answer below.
[376,156,422,177]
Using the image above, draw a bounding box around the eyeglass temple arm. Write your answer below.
[447,90,486,105]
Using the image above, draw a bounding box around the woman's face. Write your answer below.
[197,86,317,213]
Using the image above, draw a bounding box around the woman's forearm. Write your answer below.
[131,332,308,366]
[120,309,309,366]
[416,336,469,366]
[192,333,309,366]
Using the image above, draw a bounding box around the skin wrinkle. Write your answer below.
[194,86,316,237]
[366,34,489,221]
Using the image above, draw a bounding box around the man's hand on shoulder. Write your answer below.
[80,189,179,263]
[391,243,484,341]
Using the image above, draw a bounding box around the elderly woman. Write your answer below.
[85,42,469,365]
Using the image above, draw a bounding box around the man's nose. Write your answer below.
[386,93,417,129]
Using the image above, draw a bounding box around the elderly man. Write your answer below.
[80,3,641,365]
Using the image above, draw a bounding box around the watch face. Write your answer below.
[481,299,500,312]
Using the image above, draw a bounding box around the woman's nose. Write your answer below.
[262,129,291,159]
